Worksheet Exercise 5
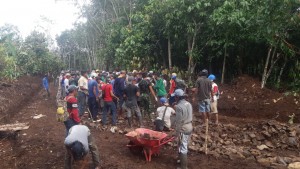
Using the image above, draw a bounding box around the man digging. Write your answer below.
[64,125,100,169]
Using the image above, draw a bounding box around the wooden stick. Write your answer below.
[205,118,209,155]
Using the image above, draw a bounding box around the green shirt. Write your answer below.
[154,78,167,97]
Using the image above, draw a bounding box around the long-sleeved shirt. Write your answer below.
[175,99,193,135]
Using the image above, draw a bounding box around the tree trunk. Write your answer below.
[277,56,287,87]
[221,46,227,84]
[261,48,272,89]
[261,42,281,89]
[168,36,172,69]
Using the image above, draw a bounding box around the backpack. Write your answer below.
[138,79,149,94]
[175,78,187,90]
[154,106,168,131]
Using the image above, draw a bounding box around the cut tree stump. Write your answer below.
[0,123,29,131]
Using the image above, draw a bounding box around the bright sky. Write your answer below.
[0,0,84,39]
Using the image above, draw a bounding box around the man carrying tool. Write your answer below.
[64,125,100,169]
[173,89,193,169]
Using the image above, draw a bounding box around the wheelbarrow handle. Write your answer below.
[157,136,175,147]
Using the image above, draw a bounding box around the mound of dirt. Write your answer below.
[219,75,300,122]
[0,76,41,123]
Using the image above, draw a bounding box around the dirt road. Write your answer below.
[0,80,265,169]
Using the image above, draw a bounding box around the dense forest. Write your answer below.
[1,0,300,89]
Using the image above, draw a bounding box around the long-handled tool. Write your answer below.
[205,118,209,154]
[86,108,93,122]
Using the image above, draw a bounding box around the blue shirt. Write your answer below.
[88,79,99,98]
[43,77,49,89]
[113,77,126,97]
[111,79,115,92]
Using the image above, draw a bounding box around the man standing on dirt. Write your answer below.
[113,71,126,116]
[64,73,71,96]
[64,85,81,134]
[153,72,166,101]
[138,72,157,119]
[173,89,193,169]
[42,74,50,98]
[64,125,100,169]
[123,76,143,128]
[101,78,119,127]
[193,69,213,123]
[169,73,177,106]
[78,71,89,117]
[208,74,219,124]
[88,73,100,122]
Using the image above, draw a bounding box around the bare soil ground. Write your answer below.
[0,75,299,169]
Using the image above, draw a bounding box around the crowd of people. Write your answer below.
[54,68,219,169]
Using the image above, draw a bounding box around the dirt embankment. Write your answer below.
[218,75,300,123]
[0,76,42,123]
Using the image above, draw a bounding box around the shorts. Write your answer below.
[124,105,141,117]
[210,100,218,114]
[199,99,211,113]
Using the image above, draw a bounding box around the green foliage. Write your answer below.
[0,25,64,80]
[55,0,300,89]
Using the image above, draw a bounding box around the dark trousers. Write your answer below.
[77,91,87,117]
[102,101,117,126]
[88,97,99,120]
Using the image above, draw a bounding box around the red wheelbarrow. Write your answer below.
[125,128,175,162]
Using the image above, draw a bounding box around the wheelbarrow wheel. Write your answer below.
[128,141,143,155]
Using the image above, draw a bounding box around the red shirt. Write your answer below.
[102,84,113,102]
[169,79,176,94]
[65,95,80,123]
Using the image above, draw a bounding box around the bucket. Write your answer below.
[57,107,65,122]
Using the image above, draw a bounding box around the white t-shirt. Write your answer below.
[64,78,69,91]
[163,79,167,87]
[156,106,175,128]
[212,82,219,101]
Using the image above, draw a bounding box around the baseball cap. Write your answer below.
[208,74,216,81]
[160,97,168,104]
[68,85,78,92]
[70,141,85,161]
[171,89,185,97]
[65,73,71,77]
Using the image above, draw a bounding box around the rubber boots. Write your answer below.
[138,115,143,127]
[178,153,187,169]
[127,117,132,128]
